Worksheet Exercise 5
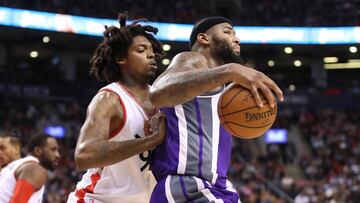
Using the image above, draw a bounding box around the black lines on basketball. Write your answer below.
[221,88,245,109]
[223,121,273,129]
[219,102,269,118]
[225,122,237,136]
[218,86,277,139]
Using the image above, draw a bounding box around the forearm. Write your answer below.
[150,64,235,107]
[75,136,159,170]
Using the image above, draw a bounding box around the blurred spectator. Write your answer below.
[0,0,359,26]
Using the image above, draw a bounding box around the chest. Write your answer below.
[138,99,156,117]
[112,94,153,140]
[131,94,156,117]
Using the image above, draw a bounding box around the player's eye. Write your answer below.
[137,46,146,52]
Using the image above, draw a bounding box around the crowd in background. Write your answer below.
[229,108,360,203]
[1,0,360,26]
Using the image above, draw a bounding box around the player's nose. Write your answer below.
[55,151,61,160]
[234,36,240,45]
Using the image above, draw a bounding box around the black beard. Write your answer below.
[212,36,243,64]
[39,156,54,170]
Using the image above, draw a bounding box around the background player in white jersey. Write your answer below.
[0,131,21,173]
[0,133,60,203]
[67,13,166,203]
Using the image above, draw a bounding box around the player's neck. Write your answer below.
[199,49,225,68]
[119,75,149,90]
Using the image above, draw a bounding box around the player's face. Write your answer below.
[39,137,60,170]
[209,23,241,63]
[121,35,157,82]
[0,137,18,167]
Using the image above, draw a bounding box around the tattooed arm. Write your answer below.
[74,91,165,170]
[150,51,283,108]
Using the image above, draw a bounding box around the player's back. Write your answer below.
[67,82,156,203]
[150,87,232,188]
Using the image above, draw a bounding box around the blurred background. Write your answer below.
[0,0,359,202]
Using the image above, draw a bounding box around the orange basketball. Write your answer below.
[218,85,277,139]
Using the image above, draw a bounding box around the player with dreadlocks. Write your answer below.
[67,13,166,203]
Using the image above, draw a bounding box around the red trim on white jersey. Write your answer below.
[116,82,158,119]
[75,172,101,203]
[97,88,127,140]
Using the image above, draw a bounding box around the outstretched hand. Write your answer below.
[232,64,284,108]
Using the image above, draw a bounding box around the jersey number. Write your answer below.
[135,134,151,171]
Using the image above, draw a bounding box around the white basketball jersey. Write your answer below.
[67,82,156,203]
[0,156,45,203]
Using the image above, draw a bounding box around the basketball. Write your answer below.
[218,85,277,139]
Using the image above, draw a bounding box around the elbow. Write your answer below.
[150,89,182,108]
[149,89,164,108]
[74,147,91,171]
[150,84,181,108]
[149,95,160,108]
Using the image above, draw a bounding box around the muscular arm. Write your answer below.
[11,162,47,203]
[74,91,163,170]
[150,51,283,108]
[150,52,236,107]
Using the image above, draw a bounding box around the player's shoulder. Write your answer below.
[170,51,208,70]
[17,161,47,179]
[87,89,122,116]
[19,161,46,173]
[173,51,207,63]
[95,88,121,105]
[96,88,119,101]
[18,162,47,189]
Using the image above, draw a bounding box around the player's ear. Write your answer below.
[197,33,210,46]
[14,144,20,155]
[116,57,126,65]
[33,146,42,156]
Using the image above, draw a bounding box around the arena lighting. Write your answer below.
[30,51,38,58]
[284,47,293,54]
[162,44,171,51]
[1,6,360,44]
[289,84,296,91]
[349,46,358,53]
[267,60,275,67]
[323,57,338,63]
[42,36,50,43]
[162,58,170,65]
[348,59,360,63]
[294,60,302,67]
[324,59,360,69]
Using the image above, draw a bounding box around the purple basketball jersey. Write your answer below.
[150,88,232,188]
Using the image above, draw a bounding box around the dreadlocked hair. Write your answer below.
[89,13,165,83]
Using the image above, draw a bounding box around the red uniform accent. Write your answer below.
[98,88,127,139]
[75,172,101,203]
[10,179,35,203]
